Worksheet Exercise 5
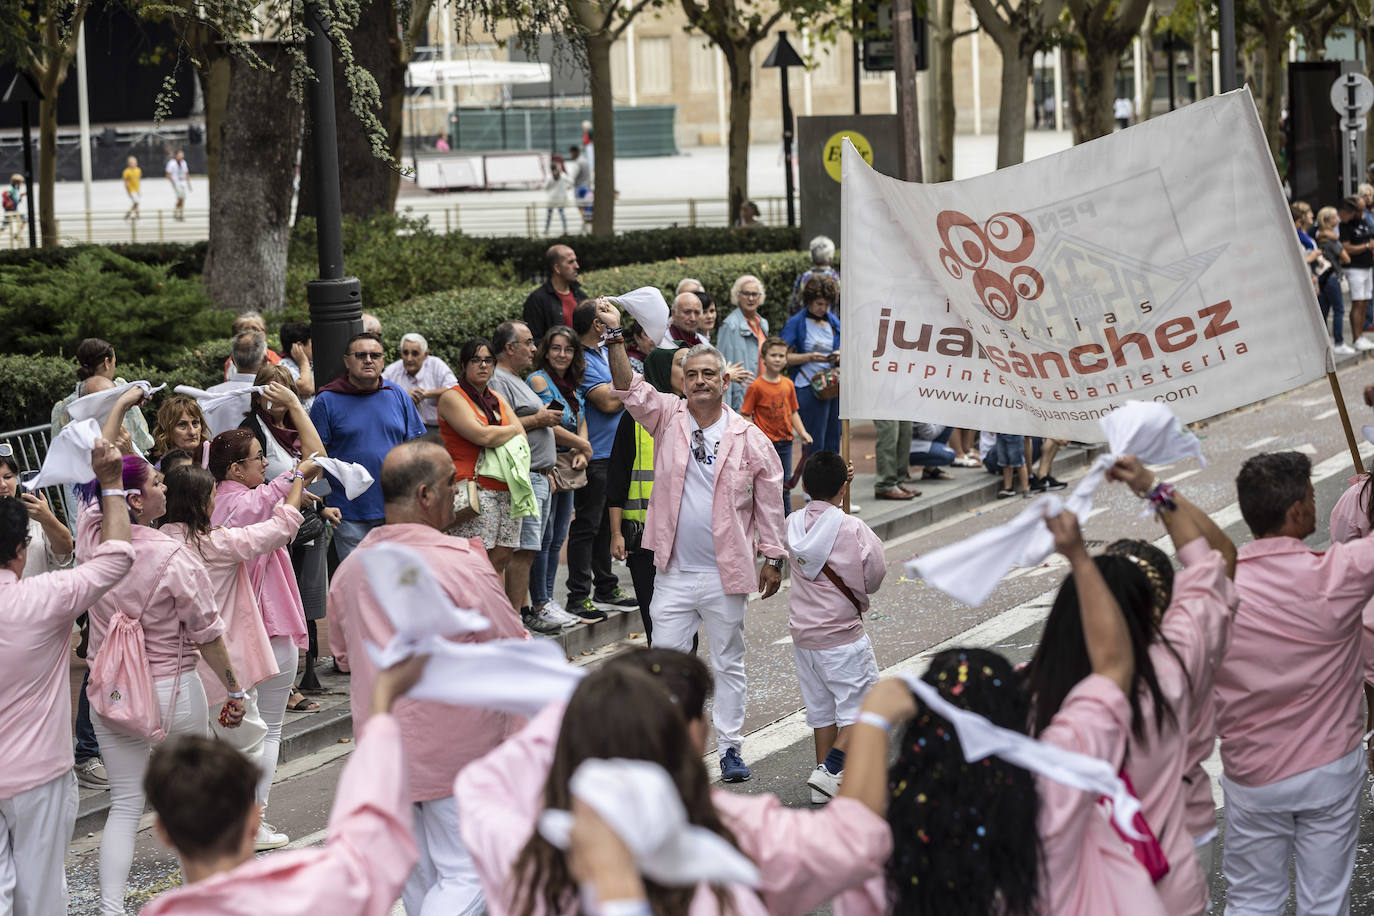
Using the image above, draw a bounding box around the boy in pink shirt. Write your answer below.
[139,656,426,916]
[1215,451,1374,914]
[784,451,885,804]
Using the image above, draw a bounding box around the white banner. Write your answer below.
[838,88,1332,441]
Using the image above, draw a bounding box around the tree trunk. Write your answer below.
[1141,16,1157,117]
[584,30,616,236]
[198,56,232,189]
[37,94,58,248]
[1192,17,1209,100]
[1064,44,1086,143]
[932,0,956,181]
[1078,46,1119,139]
[724,43,753,226]
[203,46,305,312]
[995,47,1032,167]
[297,0,397,224]
[1259,27,1285,166]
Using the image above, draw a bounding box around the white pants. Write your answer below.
[210,686,268,769]
[255,636,298,810]
[650,568,748,756]
[1222,749,1364,916]
[92,671,207,916]
[402,796,484,916]
[0,771,77,916]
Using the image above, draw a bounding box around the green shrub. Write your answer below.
[481,226,802,280]
[0,242,207,278]
[0,247,227,369]
[286,213,514,310]
[372,286,527,370]
[0,355,81,431]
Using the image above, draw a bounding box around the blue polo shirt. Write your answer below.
[309,382,425,520]
[579,346,624,460]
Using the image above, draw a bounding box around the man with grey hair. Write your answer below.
[676,277,704,297]
[361,313,383,337]
[599,299,785,784]
[667,291,710,347]
[205,330,267,428]
[789,234,841,315]
[383,333,458,434]
[223,311,281,379]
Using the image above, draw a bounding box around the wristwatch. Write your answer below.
[765,556,784,569]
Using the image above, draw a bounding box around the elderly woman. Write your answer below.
[51,337,155,455]
[717,274,769,411]
[782,275,842,454]
[790,235,841,315]
[151,395,211,466]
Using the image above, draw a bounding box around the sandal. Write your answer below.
[286,690,320,713]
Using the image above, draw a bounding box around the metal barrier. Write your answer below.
[0,423,77,527]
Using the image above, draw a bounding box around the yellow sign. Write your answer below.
[823,130,872,182]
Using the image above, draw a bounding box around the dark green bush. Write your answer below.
[372,286,528,369]
[0,241,207,278]
[0,355,82,432]
[0,247,227,369]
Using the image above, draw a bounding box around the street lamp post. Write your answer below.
[303,1,362,387]
[763,32,804,228]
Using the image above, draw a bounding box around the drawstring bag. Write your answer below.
[1100,767,1169,882]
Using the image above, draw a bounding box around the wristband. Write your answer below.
[600,327,624,344]
[226,690,246,699]
[857,710,893,733]
[1147,480,1178,514]
[290,471,306,481]
[100,489,131,498]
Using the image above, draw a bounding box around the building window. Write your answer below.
[639,36,673,95]
[610,39,629,101]
[689,38,716,92]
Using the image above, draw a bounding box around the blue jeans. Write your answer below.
[333,518,383,563]
[909,427,957,468]
[75,668,99,762]
[994,434,1025,467]
[1319,272,1345,345]
[795,384,840,454]
[532,488,575,606]
[774,439,794,515]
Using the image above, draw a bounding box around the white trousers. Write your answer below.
[255,636,298,810]
[210,686,268,772]
[650,567,748,756]
[92,671,207,916]
[402,796,484,916]
[0,771,77,916]
[1222,750,1364,916]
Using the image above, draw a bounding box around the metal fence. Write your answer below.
[0,423,77,527]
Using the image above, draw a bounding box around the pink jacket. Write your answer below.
[786,503,886,649]
[161,503,303,705]
[140,714,417,916]
[456,702,892,916]
[615,374,786,593]
[77,505,225,681]
[1328,475,1374,686]
[1215,533,1374,787]
[328,523,529,803]
[212,475,308,649]
[1126,539,1236,916]
[0,540,134,798]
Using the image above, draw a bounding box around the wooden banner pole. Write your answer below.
[841,418,852,513]
[1327,370,1365,477]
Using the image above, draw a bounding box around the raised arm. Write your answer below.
[1109,455,1236,578]
[265,380,326,460]
[594,298,634,391]
[1049,509,1133,694]
[102,386,147,452]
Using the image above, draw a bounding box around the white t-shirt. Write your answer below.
[669,412,726,573]
[165,158,188,186]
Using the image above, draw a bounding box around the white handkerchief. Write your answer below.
[363,636,582,717]
[309,452,375,500]
[23,419,103,491]
[899,673,1144,840]
[612,288,670,347]
[786,503,845,580]
[538,759,761,889]
[359,542,492,649]
[67,381,165,424]
[174,384,267,438]
[1099,400,1205,467]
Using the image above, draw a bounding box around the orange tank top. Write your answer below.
[439,385,514,491]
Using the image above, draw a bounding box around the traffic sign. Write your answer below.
[1330,72,1374,118]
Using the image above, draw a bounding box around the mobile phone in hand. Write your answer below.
[548,400,565,412]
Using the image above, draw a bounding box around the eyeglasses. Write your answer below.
[549,346,575,355]
[738,291,761,298]
[236,453,269,466]
[467,357,496,367]
[349,351,384,361]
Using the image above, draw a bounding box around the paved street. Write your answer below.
[65,352,1374,913]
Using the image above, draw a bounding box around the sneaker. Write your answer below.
[1029,475,1048,492]
[1334,343,1357,355]
[1356,337,1374,351]
[594,586,638,608]
[568,596,608,623]
[719,747,751,782]
[522,606,564,635]
[996,488,1016,499]
[1019,489,1034,498]
[74,757,108,790]
[255,822,290,851]
[541,599,581,629]
[1041,475,1068,491]
[806,763,841,802]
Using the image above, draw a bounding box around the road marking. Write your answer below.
[772,635,793,646]
[1167,468,1201,483]
[1299,396,1328,407]
[1315,407,1340,421]
[1243,436,1278,449]
[1296,443,1318,456]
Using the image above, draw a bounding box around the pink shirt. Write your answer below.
[76,505,225,680]
[615,374,786,594]
[161,504,303,705]
[140,713,417,916]
[0,540,134,798]
[1327,475,1374,686]
[212,475,308,649]
[456,702,891,916]
[1125,539,1235,916]
[786,503,886,649]
[327,523,529,803]
[1215,533,1374,787]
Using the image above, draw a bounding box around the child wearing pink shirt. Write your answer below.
[784,451,885,804]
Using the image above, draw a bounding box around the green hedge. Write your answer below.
[0,242,208,278]
[482,226,802,280]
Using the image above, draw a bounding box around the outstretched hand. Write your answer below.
[593,297,622,331]
[1046,508,1087,563]
[1107,455,1155,497]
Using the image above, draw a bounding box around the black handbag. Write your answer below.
[292,503,328,547]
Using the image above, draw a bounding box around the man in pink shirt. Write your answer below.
[598,299,787,783]
[0,439,134,915]
[139,655,427,916]
[328,439,530,915]
[1215,451,1374,914]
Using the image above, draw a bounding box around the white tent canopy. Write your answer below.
[407,59,551,89]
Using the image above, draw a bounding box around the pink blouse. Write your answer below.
[76,504,225,680]
[212,474,307,649]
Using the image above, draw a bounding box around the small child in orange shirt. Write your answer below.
[741,336,812,513]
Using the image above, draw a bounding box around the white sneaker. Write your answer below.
[1355,337,1374,352]
[806,764,841,803]
[530,604,572,632]
[1334,343,1357,355]
[541,600,580,629]
[850,503,862,516]
[255,822,289,851]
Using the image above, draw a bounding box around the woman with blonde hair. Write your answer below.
[1316,205,1351,354]
[151,396,211,466]
[718,274,768,411]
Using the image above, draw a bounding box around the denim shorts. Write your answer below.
[994,434,1025,468]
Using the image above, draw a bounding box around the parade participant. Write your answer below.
[160,461,310,850]
[80,393,245,916]
[601,299,787,782]
[786,451,884,805]
[457,649,894,916]
[329,439,529,914]
[0,445,73,576]
[150,396,210,466]
[139,655,428,916]
[51,338,155,455]
[1215,451,1374,914]
[0,438,132,915]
